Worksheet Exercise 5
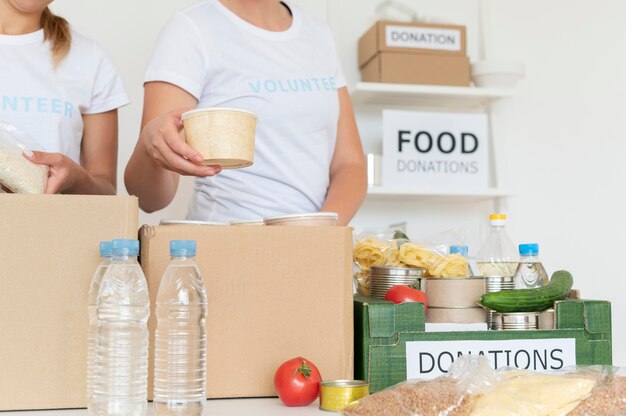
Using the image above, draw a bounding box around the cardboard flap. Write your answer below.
[368,302,397,338]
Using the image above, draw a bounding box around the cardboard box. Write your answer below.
[361,52,471,86]
[140,225,354,399]
[0,195,138,411]
[355,296,612,393]
[358,21,467,68]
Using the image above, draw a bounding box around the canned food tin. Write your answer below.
[369,267,425,299]
[492,312,539,330]
[319,380,369,412]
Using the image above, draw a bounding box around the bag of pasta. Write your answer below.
[0,122,48,194]
[353,228,407,296]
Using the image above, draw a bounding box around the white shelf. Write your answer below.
[350,82,514,108]
[366,187,511,202]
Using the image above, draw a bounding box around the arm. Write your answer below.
[320,87,367,225]
[26,110,119,195]
[124,81,219,213]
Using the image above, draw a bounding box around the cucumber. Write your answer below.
[479,270,574,313]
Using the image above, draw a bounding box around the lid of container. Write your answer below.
[181,107,257,120]
[519,243,539,256]
[230,219,265,225]
[99,241,113,257]
[449,245,468,256]
[488,213,507,226]
[421,276,485,281]
[263,212,339,222]
[370,266,425,277]
[320,380,369,388]
[112,239,139,256]
[170,240,196,257]
[160,220,227,226]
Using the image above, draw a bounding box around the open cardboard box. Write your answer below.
[140,224,354,399]
[0,195,138,411]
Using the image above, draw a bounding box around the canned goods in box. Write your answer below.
[492,311,539,330]
[319,380,369,412]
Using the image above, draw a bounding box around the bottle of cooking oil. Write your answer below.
[476,214,518,277]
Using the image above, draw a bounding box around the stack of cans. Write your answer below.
[484,276,516,329]
[370,266,424,299]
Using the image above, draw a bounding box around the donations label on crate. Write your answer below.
[406,339,577,380]
[385,25,462,52]
[382,110,489,189]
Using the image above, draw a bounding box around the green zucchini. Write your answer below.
[479,270,574,312]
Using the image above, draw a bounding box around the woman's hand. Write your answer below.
[140,107,221,177]
[24,151,81,194]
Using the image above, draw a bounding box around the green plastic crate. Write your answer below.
[354,296,612,393]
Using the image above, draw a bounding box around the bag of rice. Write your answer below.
[0,122,48,194]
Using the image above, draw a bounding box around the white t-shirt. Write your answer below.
[0,28,129,163]
[145,0,346,222]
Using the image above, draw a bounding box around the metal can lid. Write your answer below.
[370,266,425,277]
[320,380,369,388]
[160,220,227,225]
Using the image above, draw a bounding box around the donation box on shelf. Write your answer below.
[354,296,612,393]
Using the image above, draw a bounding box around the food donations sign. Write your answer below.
[382,110,489,190]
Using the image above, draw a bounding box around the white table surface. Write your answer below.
[5,400,330,416]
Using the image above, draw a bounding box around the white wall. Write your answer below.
[52,0,625,365]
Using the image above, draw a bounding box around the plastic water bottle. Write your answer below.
[93,239,149,416]
[155,240,207,416]
[477,214,519,277]
[449,245,474,276]
[87,241,113,414]
[514,243,549,289]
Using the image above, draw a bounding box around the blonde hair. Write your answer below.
[40,7,71,65]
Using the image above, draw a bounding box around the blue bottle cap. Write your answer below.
[450,245,468,257]
[99,241,113,257]
[519,243,539,256]
[112,239,139,256]
[170,240,197,257]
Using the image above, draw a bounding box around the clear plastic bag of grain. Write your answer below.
[342,356,626,416]
[0,122,48,194]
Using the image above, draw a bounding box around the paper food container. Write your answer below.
[264,212,339,226]
[181,107,257,169]
[422,277,485,308]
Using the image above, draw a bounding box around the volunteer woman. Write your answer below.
[0,0,128,194]
[125,0,366,225]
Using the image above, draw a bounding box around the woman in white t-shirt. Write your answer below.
[0,1,128,194]
[125,0,366,225]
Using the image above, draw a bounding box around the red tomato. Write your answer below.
[274,357,322,406]
[385,285,428,310]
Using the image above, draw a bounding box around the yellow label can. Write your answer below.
[319,380,370,412]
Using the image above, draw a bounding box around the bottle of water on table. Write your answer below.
[93,239,149,416]
[87,241,113,414]
[155,240,207,416]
